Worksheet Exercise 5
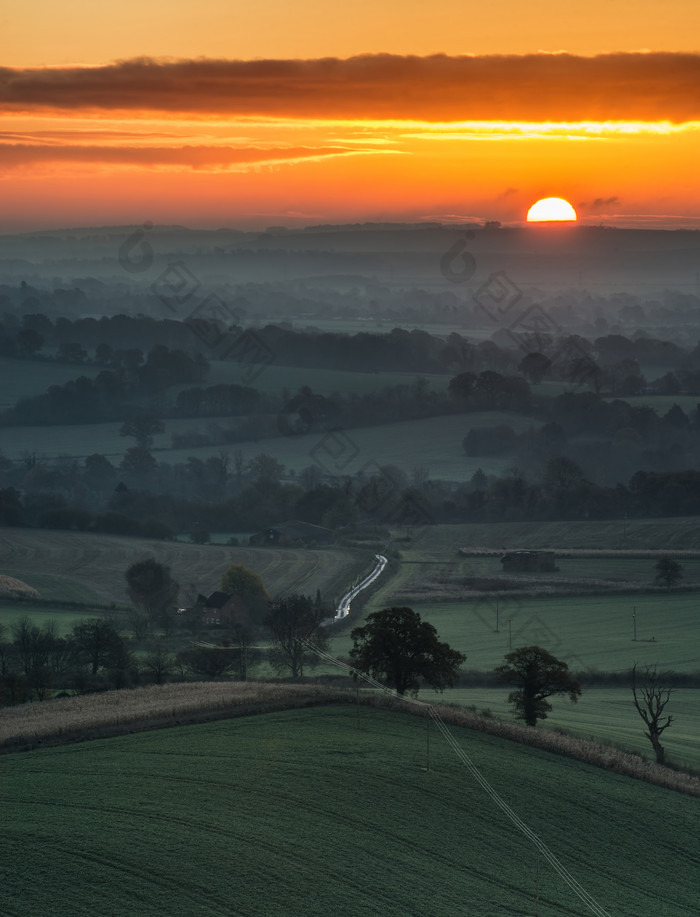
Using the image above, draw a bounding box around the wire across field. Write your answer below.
[1,705,698,916]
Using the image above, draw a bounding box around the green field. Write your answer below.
[0,602,97,635]
[395,518,700,557]
[167,411,530,478]
[203,359,452,396]
[334,592,700,674]
[0,409,526,480]
[444,687,700,771]
[1,705,697,916]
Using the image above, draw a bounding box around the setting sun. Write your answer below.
[527,197,578,222]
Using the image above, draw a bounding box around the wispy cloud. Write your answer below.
[0,142,383,173]
[1,53,700,122]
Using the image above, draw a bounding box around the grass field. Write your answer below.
[334,591,700,674]
[396,518,700,557]
[0,603,97,635]
[167,411,530,478]
[0,704,697,916]
[444,687,700,771]
[202,359,452,396]
[0,409,526,480]
[0,528,364,607]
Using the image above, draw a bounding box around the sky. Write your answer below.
[1,0,699,231]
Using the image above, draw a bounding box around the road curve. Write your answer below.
[325,554,387,625]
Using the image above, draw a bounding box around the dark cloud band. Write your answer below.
[1,53,699,122]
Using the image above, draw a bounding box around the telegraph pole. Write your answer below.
[426,708,431,772]
[633,607,637,642]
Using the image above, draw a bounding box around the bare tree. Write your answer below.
[631,663,674,765]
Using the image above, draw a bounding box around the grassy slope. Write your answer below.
[0,705,697,917]
[0,528,363,606]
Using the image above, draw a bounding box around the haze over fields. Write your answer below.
[2,2,700,916]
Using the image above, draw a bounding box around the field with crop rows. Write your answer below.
[0,528,364,607]
[0,705,697,916]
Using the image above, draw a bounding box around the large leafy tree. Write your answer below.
[220,563,270,628]
[350,606,466,696]
[125,558,179,630]
[496,645,581,726]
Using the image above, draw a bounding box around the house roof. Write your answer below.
[204,591,234,608]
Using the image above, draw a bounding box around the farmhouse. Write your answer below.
[248,520,334,546]
[500,550,558,573]
[194,591,240,626]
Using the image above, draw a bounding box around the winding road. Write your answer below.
[327,553,387,624]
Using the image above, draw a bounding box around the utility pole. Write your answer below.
[508,619,512,653]
[495,598,500,633]
[633,607,637,642]
[426,708,431,771]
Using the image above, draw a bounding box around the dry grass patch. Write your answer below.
[0,575,40,600]
[0,682,346,751]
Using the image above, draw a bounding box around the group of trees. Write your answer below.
[0,617,130,702]
[1,345,208,426]
[1,559,678,766]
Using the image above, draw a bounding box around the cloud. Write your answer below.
[1,53,700,122]
[578,196,621,211]
[0,142,375,172]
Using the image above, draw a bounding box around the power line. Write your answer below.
[303,640,613,917]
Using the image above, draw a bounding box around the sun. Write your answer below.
[527,197,577,222]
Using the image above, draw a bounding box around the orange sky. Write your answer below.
[1,1,699,230]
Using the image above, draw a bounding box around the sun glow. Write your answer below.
[527,197,577,222]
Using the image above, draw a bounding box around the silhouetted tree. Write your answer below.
[631,663,674,765]
[69,618,126,677]
[119,411,165,449]
[264,593,328,678]
[125,559,179,630]
[350,606,466,696]
[654,557,683,589]
[496,645,581,726]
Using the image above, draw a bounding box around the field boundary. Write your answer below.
[2,681,699,797]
